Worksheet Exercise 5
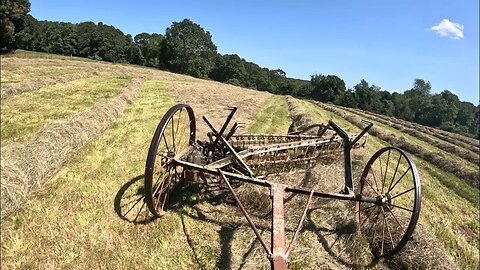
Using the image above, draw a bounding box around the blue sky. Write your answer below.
[30,0,479,104]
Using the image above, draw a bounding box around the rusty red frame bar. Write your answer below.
[169,112,375,269]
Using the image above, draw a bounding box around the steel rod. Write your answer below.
[286,189,314,257]
[218,170,272,256]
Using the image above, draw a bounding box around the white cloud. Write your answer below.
[428,19,464,39]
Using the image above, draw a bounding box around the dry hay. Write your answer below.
[164,78,272,139]
[316,101,479,189]
[0,56,159,99]
[358,106,479,150]
[0,76,148,219]
[338,105,480,165]
[283,97,458,269]
[367,109,479,153]
[286,95,318,133]
[1,69,102,99]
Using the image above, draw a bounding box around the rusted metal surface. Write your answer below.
[144,103,421,269]
[271,184,287,270]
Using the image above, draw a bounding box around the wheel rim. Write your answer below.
[355,147,421,257]
[145,104,195,217]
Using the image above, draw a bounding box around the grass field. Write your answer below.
[296,99,479,269]
[1,74,132,145]
[1,51,478,269]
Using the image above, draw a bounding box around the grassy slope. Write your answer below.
[1,74,132,145]
[297,99,479,269]
[2,51,477,269]
[0,75,290,269]
[248,95,291,134]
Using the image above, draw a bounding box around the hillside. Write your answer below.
[1,51,478,269]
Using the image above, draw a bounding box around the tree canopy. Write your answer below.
[161,19,217,78]
[5,2,478,138]
[0,0,30,51]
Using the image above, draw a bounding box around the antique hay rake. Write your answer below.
[144,104,421,269]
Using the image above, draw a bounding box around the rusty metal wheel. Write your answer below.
[355,147,421,257]
[144,104,196,217]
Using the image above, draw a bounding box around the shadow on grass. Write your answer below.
[113,170,385,269]
[114,174,157,225]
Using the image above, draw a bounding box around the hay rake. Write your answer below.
[144,104,421,269]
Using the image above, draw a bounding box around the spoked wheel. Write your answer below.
[355,146,421,257]
[144,104,196,217]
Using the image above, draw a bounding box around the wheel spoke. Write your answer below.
[379,155,384,193]
[162,133,170,151]
[161,173,173,211]
[388,167,411,194]
[153,174,167,197]
[367,207,382,233]
[371,164,381,194]
[382,207,396,249]
[387,154,402,192]
[355,204,376,213]
[381,207,386,256]
[382,150,391,194]
[386,203,413,213]
[364,174,381,196]
[360,205,377,227]
[384,204,406,234]
[389,187,415,200]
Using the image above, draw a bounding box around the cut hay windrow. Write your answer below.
[358,108,479,150]
[0,77,148,219]
[286,96,458,269]
[334,104,480,165]
[314,101,479,189]
[357,108,480,153]
[1,69,103,99]
[286,95,318,133]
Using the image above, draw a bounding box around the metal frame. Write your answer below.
[165,108,378,270]
[145,104,421,269]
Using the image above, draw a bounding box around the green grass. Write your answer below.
[1,66,82,84]
[298,100,479,269]
[1,80,208,269]
[2,49,95,62]
[1,74,132,145]
[248,95,291,134]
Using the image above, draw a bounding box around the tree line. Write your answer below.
[1,0,478,138]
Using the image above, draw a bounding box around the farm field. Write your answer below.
[1,51,478,269]
[296,100,479,269]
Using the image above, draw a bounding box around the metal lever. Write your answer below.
[350,120,373,149]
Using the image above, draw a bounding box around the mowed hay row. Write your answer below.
[315,101,479,189]
[334,105,480,165]
[164,78,272,138]
[1,74,134,146]
[285,97,458,269]
[0,76,148,219]
[248,95,291,134]
[1,55,144,99]
[359,107,479,150]
[286,95,319,132]
[1,69,104,99]
[0,79,282,269]
[353,107,480,153]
